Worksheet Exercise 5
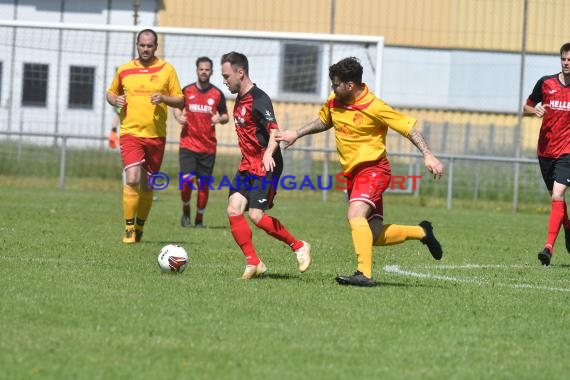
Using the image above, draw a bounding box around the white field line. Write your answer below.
[383,264,570,293]
[0,255,75,263]
[412,264,527,270]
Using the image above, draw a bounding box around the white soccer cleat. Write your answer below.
[294,241,312,273]
[241,261,267,280]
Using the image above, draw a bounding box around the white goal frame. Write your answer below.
[0,19,384,143]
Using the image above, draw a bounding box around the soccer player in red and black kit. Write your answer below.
[174,57,229,228]
[525,42,570,266]
[220,51,311,279]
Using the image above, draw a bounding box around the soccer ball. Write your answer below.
[157,244,188,273]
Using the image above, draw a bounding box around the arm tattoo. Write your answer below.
[297,118,331,137]
[408,128,433,156]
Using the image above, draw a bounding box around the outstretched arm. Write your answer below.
[408,127,444,179]
[274,118,331,149]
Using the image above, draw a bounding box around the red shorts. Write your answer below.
[345,158,391,219]
[120,134,166,175]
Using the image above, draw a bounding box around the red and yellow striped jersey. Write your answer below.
[107,58,182,138]
[319,84,416,173]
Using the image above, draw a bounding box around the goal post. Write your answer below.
[0,19,384,146]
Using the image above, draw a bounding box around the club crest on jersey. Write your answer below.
[264,110,275,121]
[353,113,363,126]
[207,98,215,106]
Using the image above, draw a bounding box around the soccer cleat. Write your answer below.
[294,241,312,272]
[194,221,205,228]
[538,248,552,266]
[135,229,143,243]
[565,228,570,254]
[335,271,376,287]
[180,214,191,227]
[122,226,136,244]
[419,220,443,260]
[241,261,267,280]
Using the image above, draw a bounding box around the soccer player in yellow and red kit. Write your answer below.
[106,29,184,244]
[173,56,229,228]
[524,42,570,266]
[221,51,311,280]
[276,57,444,287]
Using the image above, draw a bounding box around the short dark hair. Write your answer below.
[196,56,213,68]
[561,43,570,55]
[221,52,249,74]
[136,29,158,44]
[329,57,363,85]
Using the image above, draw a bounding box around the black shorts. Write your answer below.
[538,154,570,191]
[229,171,279,211]
[179,148,215,177]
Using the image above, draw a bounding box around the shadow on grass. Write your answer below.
[263,273,295,280]
[376,280,447,289]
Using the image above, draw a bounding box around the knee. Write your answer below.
[227,206,241,217]
[248,209,263,224]
[125,179,139,188]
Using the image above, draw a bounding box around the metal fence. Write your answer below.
[0,130,544,211]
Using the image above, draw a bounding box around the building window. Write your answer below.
[68,66,95,109]
[22,63,48,107]
[281,43,320,95]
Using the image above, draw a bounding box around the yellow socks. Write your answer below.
[137,190,154,221]
[123,185,139,221]
[349,217,373,278]
[374,224,424,246]
[348,219,427,278]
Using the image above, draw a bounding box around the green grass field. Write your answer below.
[1,184,569,380]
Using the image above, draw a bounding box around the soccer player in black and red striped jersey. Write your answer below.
[221,51,311,280]
[525,42,570,266]
[174,57,229,228]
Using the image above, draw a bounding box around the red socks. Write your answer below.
[254,214,303,251]
[229,215,259,265]
[563,201,570,230]
[180,177,193,201]
[545,199,566,253]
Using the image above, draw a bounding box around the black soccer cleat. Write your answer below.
[419,220,443,260]
[135,229,143,243]
[538,248,552,266]
[335,271,376,287]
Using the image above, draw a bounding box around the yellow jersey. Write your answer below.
[319,84,416,173]
[107,57,182,138]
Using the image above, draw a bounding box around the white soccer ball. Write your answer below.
[157,244,189,273]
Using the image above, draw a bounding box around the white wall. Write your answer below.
[0,0,157,144]
[382,46,560,113]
